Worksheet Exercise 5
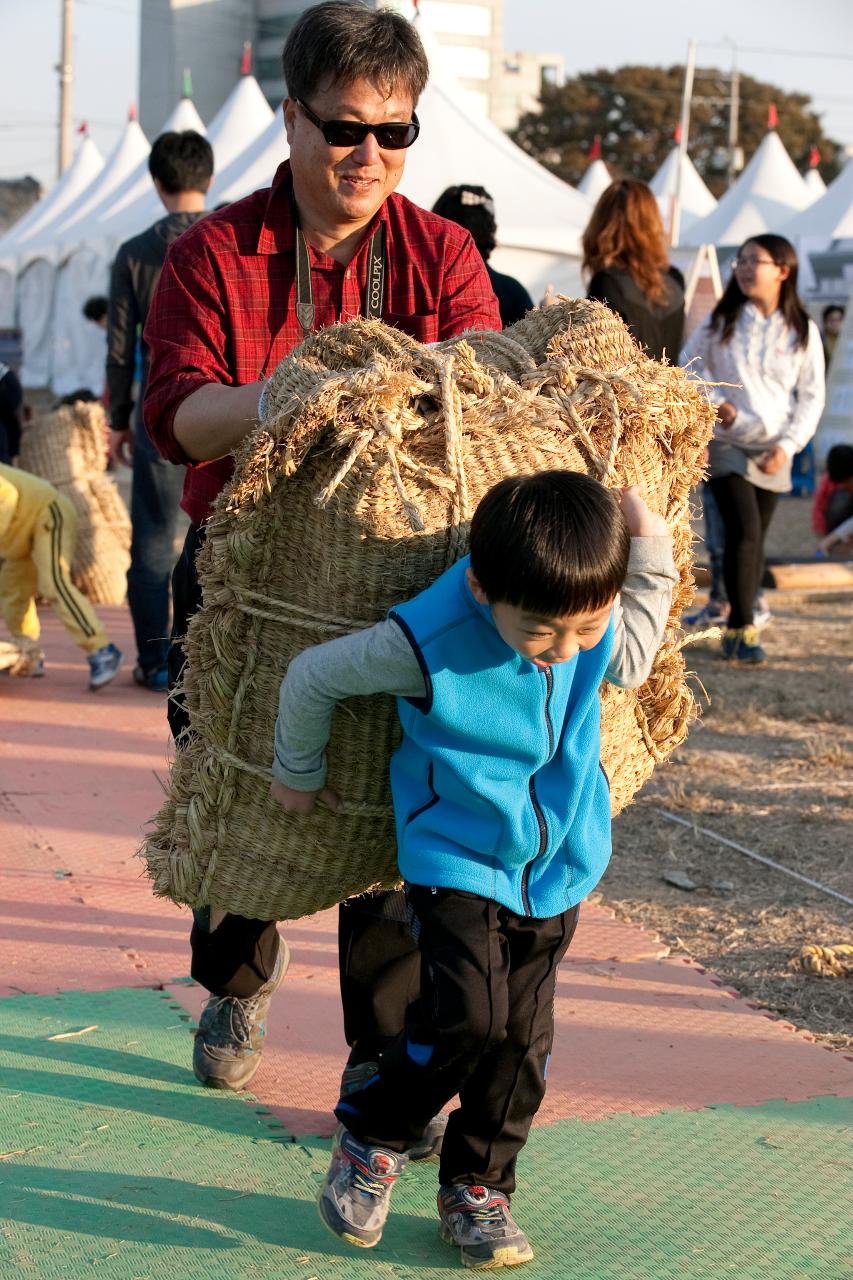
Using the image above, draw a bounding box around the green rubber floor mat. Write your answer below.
[0,987,850,1279]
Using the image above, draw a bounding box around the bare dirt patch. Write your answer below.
[604,499,853,1052]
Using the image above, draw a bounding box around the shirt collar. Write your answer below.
[256,159,390,258]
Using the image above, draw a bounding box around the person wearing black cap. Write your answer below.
[432,184,533,328]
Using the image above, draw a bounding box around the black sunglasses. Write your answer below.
[295,98,420,150]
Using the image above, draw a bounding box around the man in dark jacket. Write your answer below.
[107,130,213,690]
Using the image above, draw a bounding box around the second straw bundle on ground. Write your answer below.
[142,300,715,921]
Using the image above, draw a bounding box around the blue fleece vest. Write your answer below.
[388,556,614,918]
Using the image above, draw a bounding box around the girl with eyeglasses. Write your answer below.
[681,234,825,664]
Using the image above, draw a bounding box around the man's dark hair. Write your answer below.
[82,296,108,323]
[148,130,214,195]
[282,1,429,105]
[432,185,497,260]
[827,444,853,483]
[469,471,631,616]
[822,304,845,323]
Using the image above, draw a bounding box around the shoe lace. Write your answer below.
[200,991,264,1046]
[351,1167,394,1199]
[468,1201,510,1233]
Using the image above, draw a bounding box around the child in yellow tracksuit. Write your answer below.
[0,462,123,688]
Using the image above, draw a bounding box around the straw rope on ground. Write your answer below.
[141,299,715,920]
[18,399,131,604]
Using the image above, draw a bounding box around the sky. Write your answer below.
[1,0,852,189]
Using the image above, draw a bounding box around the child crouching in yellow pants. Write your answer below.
[0,462,123,689]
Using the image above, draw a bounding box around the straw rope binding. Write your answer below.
[141,299,715,920]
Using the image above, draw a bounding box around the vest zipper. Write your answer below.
[522,667,554,915]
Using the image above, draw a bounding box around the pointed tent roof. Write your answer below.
[578,158,611,204]
[76,95,209,253]
[683,130,812,247]
[396,75,590,255]
[650,146,716,234]
[211,105,287,205]
[803,166,827,200]
[207,73,274,175]
[783,160,853,241]
[20,117,150,263]
[0,136,104,258]
[161,95,206,136]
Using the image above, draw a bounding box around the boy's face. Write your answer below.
[466,569,614,669]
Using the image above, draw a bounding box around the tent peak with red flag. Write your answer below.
[589,135,602,160]
[767,102,778,130]
[808,145,821,168]
[673,122,682,145]
[240,41,252,76]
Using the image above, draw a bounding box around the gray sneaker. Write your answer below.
[339,1061,448,1162]
[192,939,289,1090]
[317,1125,407,1248]
[438,1184,534,1269]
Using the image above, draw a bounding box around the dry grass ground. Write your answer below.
[604,498,853,1052]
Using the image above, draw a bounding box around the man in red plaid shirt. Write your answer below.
[143,1,499,1130]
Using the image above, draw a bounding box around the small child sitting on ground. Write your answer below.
[271,470,676,1269]
[0,462,122,688]
[813,444,853,551]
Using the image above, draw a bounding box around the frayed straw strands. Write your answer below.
[18,400,130,604]
[141,299,715,920]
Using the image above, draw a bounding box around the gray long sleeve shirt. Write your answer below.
[273,537,678,792]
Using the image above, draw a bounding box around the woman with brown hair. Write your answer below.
[583,179,685,361]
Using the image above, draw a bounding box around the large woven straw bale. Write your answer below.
[18,401,130,604]
[142,300,715,921]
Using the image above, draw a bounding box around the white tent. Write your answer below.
[207,73,274,176]
[0,136,104,259]
[650,146,717,238]
[0,136,105,385]
[397,76,590,258]
[804,166,827,201]
[783,160,853,242]
[683,130,813,248]
[19,117,150,266]
[211,106,287,206]
[578,158,611,204]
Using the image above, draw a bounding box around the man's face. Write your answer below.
[284,77,414,233]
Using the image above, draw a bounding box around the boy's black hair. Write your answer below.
[827,444,853,483]
[469,470,631,616]
[148,130,214,195]
[822,303,845,323]
[82,296,108,323]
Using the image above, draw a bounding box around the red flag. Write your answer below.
[77,121,88,135]
[767,102,778,129]
[673,122,682,144]
[128,103,137,121]
[589,135,602,160]
[809,145,821,168]
[240,41,252,76]
[412,0,420,11]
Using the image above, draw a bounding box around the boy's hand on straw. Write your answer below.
[716,401,737,428]
[270,778,341,815]
[619,485,669,537]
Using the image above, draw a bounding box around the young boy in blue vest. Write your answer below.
[271,470,676,1269]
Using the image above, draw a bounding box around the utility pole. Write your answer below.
[671,37,697,248]
[58,0,74,176]
[727,59,741,190]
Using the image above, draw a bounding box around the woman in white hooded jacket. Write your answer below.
[681,233,824,664]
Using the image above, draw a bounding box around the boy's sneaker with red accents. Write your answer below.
[317,1126,407,1248]
[438,1184,534,1269]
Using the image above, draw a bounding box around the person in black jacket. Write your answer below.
[107,130,213,690]
[582,179,684,361]
[0,363,24,464]
[432,184,533,328]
